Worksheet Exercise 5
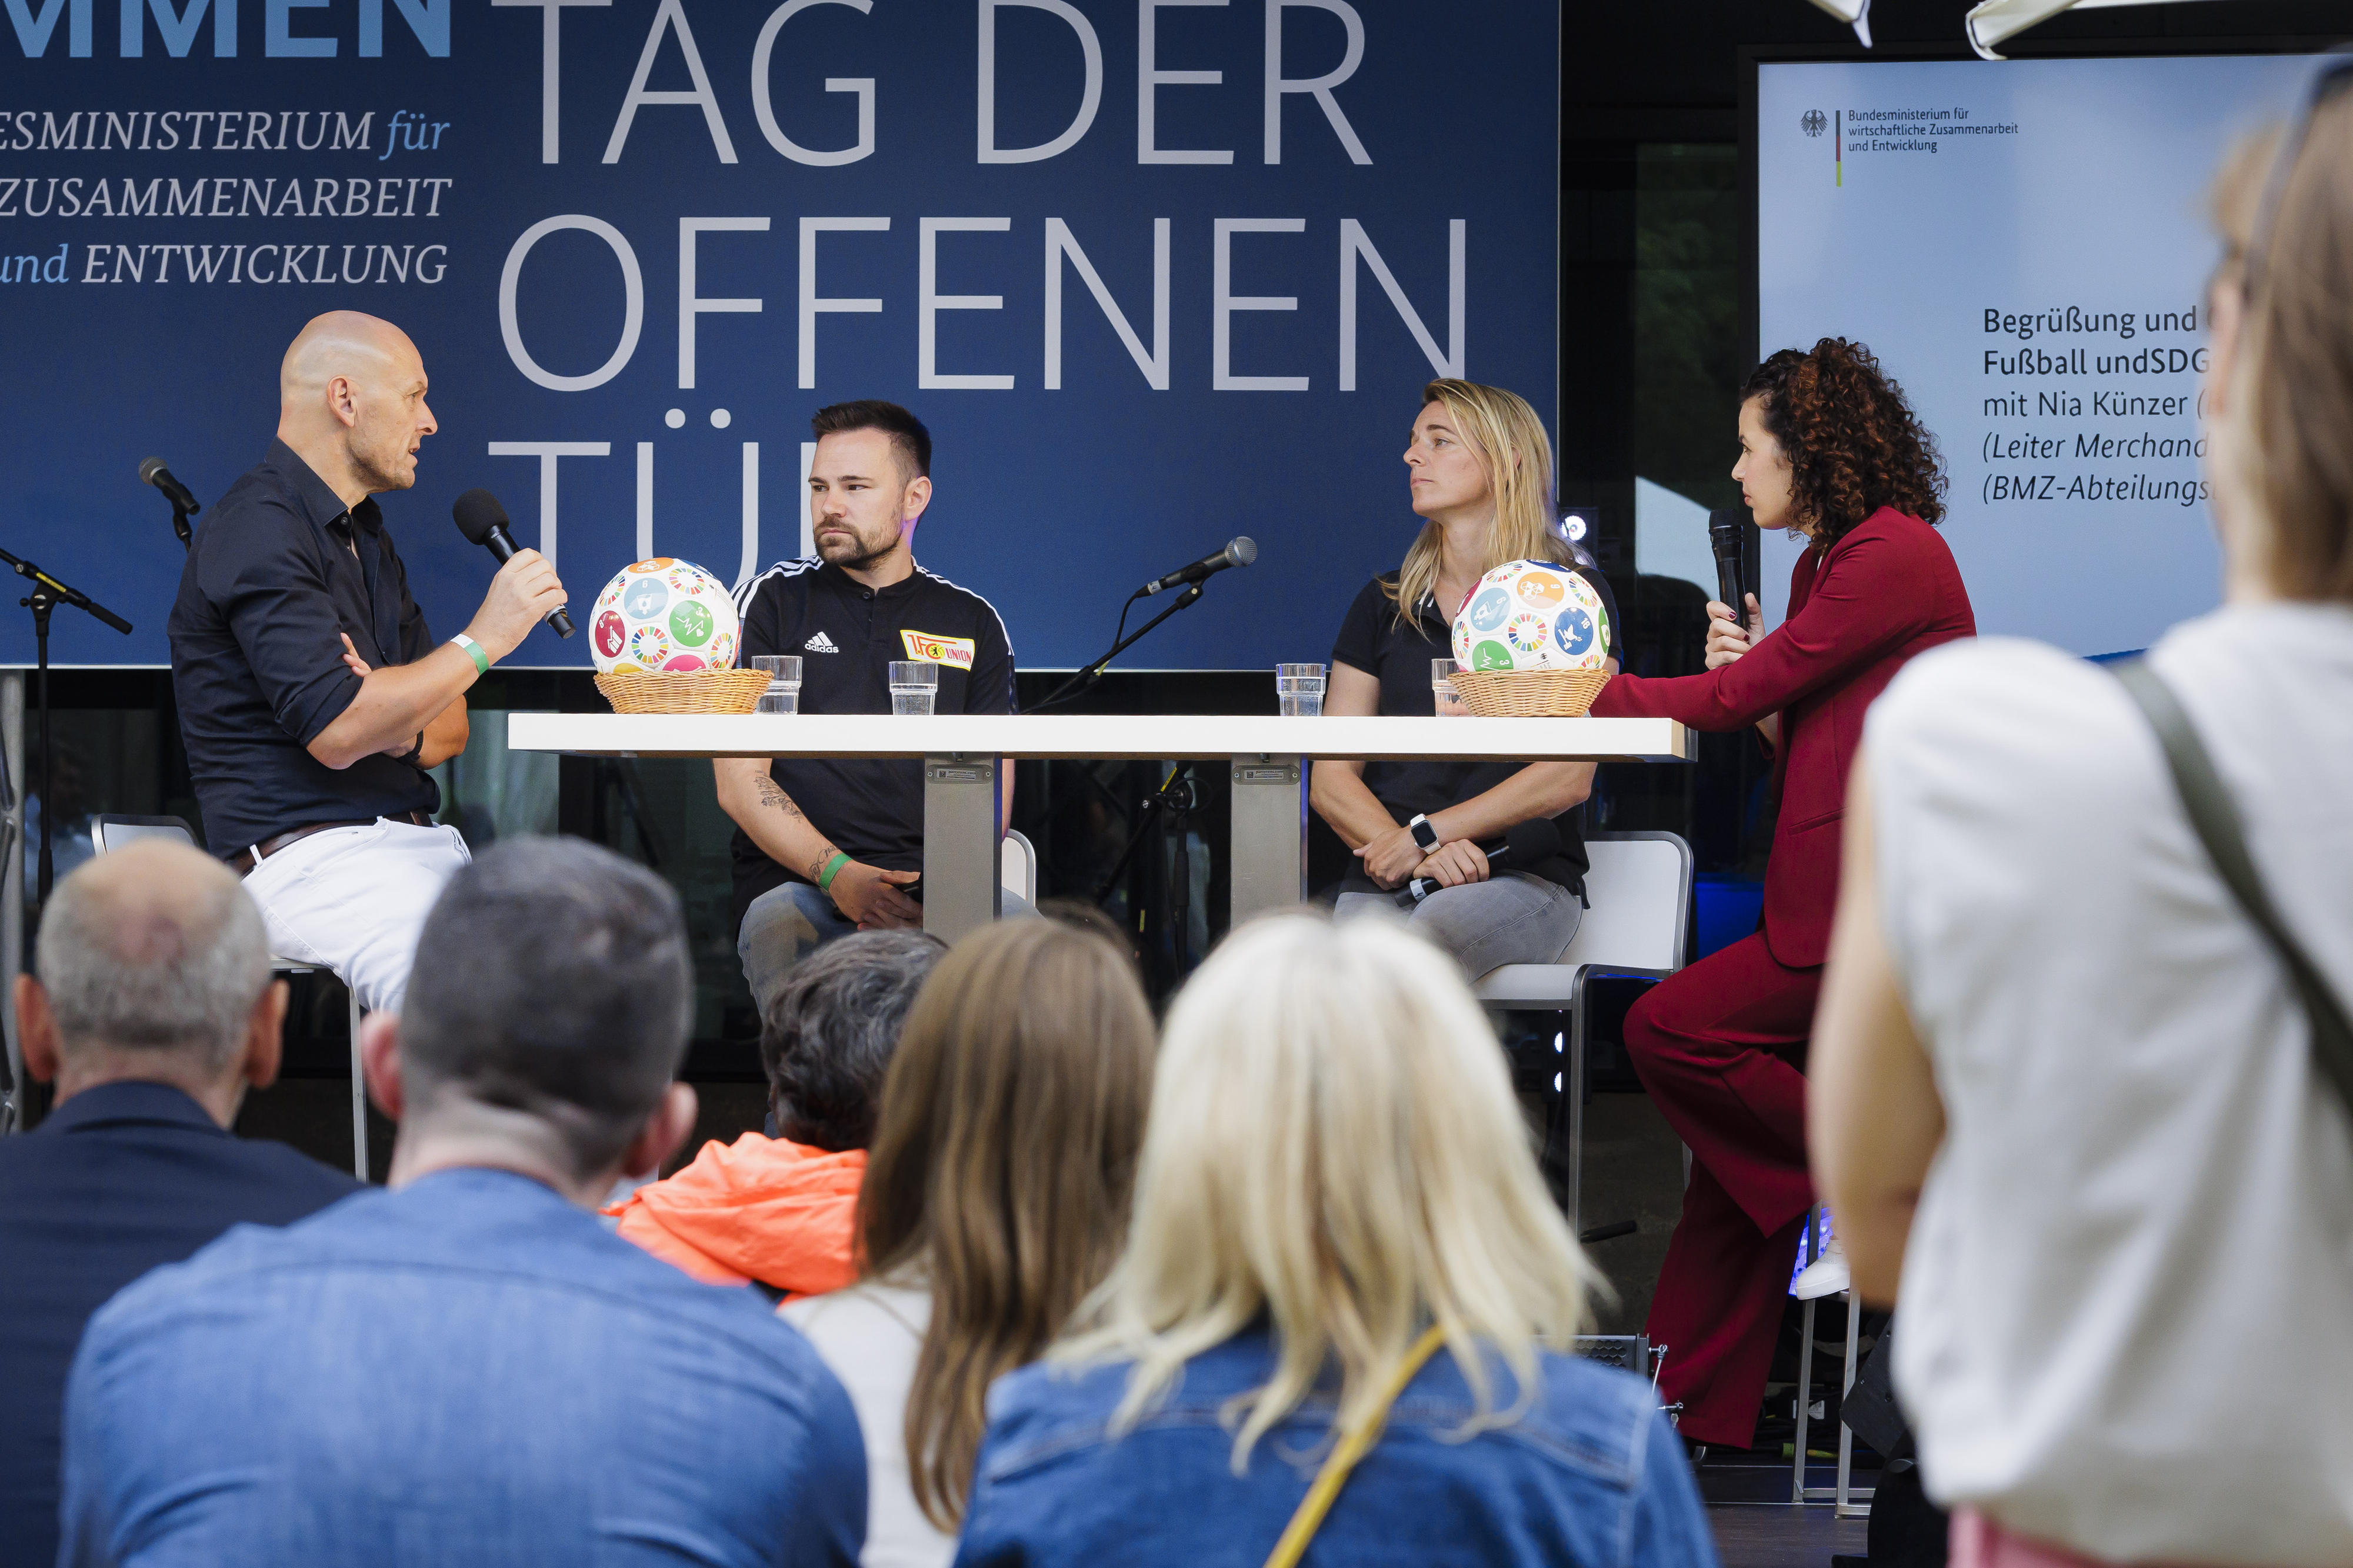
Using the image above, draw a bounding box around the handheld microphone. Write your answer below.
[1141,536,1257,597]
[1403,817,1565,903]
[1707,509,1749,627]
[452,488,575,639]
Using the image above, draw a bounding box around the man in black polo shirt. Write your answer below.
[719,401,1018,1009]
[168,311,566,1011]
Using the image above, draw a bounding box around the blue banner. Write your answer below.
[1,0,1558,669]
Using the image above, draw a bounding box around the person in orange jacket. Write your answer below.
[607,929,944,1297]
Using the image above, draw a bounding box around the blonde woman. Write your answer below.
[781,920,1154,1568]
[952,916,1715,1567]
[1312,379,1620,975]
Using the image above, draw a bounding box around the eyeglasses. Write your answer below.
[2244,51,2353,296]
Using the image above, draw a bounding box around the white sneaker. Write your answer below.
[1793,1237,1850,1301]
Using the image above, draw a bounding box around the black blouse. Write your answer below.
[1327,568,1622,894]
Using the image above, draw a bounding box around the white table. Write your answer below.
[506,712,1693,942]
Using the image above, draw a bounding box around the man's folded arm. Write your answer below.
[213,513,479,772]
[306,648,482,771]
[399,593,469,768]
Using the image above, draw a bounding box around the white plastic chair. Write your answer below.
[90,815,370,1181]
[1001,828,1038,906]
[1472,830,1693,1230]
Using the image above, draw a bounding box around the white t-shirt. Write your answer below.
[781,1280,955,1568]
[1867,604,2353,1566]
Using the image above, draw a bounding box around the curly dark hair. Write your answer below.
[1742,338,1946,543]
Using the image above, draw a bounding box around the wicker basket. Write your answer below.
[1447,666,1611,719]
[595,668,772,715]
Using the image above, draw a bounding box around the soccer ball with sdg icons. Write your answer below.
[589,559,742,675]
[1450,560,1611,674]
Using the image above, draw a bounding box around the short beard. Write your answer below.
[818,527,901,573]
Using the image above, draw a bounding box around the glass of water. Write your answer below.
[888,660,939,716]
[752,655,802,715]
[1276,662,1327,718]
[1431,656,1468,718]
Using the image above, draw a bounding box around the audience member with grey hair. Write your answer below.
[58,837,866,1568]
[609,929,944,1298]
[768,930,947,1150]
[0,840,358,1568]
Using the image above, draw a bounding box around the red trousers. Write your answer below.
[1624,930,1821,1449]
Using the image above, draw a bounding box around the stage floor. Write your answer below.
[1703,1456,1872,1566]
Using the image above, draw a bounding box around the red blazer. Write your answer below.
[1590,506,1975,968]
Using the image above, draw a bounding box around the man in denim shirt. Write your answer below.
[58,838,865,1568]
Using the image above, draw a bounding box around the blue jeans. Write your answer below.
[739,881,1034,1019]
[1334,871,1583,978]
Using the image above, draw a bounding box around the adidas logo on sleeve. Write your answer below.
[802,631,839,653]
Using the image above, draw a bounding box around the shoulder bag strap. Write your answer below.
[2109,659,2353,1119]
[1261,1326,1448,1568]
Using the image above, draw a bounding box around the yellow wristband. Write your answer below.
[449,633,489,676]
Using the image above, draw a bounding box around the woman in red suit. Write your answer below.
[1589,338,1974,1450]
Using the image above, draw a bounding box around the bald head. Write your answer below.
[35,840,271,1071]
[276,310,436,503]
[281,311,412,405]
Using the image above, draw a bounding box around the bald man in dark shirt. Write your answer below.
[168,312,566,1010]
[0,841,358,1568]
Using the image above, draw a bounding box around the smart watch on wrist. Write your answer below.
[1407,813,1439,852]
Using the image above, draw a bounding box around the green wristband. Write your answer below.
[816,852,851,892]
[449,633,490,676]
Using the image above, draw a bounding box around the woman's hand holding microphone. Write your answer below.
[1706,593,1764,669]
[1707,593,1784,746]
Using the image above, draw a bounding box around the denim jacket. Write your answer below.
[953,1326,1718,1567]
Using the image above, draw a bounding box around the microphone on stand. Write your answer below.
[1024,538,1254,713]
[1140,536,1257,596]
[452,488,575,639]
[1402,817,1566,903]
[1708,508,1751,633]
[139,458,201,549]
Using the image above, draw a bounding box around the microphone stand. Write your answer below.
[0,548,135,907]
[171,501,194,552]
[1023,581,1205,714]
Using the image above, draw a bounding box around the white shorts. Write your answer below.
[239,818,471,1015]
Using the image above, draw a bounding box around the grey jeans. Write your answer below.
[738,879,1035,1019]
[1334,871,1583,978]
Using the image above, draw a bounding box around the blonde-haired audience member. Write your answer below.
[1812,100,2353,1567]
[784,920,1154,1568]
[952,916,1716,1567]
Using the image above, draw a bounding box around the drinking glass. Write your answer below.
[1276,662,1326,718]
[888,660,939,716]
[1431,656,1468,718]
[752,655,802,715]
